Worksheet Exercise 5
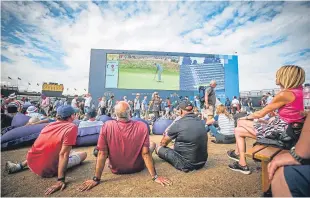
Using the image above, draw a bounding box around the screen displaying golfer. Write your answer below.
[154,63,163,82]
[115,53,180,90]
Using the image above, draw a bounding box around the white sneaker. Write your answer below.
[5,161,22,174]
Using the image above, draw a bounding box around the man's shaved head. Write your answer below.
[114,101,131,119]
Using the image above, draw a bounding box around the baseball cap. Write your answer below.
[87,108,97,118]
[7,102,18,113]
[179,100,194,111]
[57,105,75,118]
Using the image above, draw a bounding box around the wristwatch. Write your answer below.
[289,147,310,165]
[152,175,158,181]
[93,176,101,183]
[57,177,65,182]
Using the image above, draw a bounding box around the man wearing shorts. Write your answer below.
[5,105,87,195]
[155,100,208,172]
[268,113,310,197]
[204,80,217,119]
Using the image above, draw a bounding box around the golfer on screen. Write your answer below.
[154,63,163,82]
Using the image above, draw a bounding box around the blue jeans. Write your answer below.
[84,106,90,114]
[205,125,219,136]
[134,109,141,118]
[205,125,235,143]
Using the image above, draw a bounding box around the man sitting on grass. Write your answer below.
[155,100,208,172]
[5,105,87,195]
[78,101,172,191]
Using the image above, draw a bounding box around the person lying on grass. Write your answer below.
[5,105,87,195]
[78,101,172,191]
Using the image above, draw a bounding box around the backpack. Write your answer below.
[198,86,206,103]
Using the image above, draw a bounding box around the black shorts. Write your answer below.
[158,147,205,172]
[284,165,310,197]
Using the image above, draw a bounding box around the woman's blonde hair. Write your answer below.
[276,65,305,89]
[216,104,232,120]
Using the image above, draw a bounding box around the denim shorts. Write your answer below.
[284,165,310,197]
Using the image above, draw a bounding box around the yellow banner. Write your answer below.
[42,83,64,92]
[107,54,120,61]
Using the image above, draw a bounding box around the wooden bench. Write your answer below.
[246,145,286,193]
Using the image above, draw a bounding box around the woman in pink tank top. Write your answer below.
[227,65,306,175]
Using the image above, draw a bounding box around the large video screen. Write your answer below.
[105,54,180,90]
[105,53,226,91]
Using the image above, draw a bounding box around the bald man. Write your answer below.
[78,101,172,191]
[204,80,217,119]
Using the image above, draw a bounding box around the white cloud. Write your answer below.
[1,1,309,95]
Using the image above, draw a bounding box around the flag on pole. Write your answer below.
[18,77,21,80]
[8,76,12,80]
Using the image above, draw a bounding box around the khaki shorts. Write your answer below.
[206,105,215,116]
[67,151,81,169]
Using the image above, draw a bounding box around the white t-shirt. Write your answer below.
[134,98,141,110]
[78,120,103,128]
[84,97,92,107]
[24,101,32,106]
[71,98,78,108]
[217,114,235,135]
[266,96,273,104]
[99,100,107,108]
[231,99,240,107]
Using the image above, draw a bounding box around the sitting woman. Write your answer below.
[227,65,306,174]
[205,105,235,143]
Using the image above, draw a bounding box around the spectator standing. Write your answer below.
[133,93,141,118]
[84,93,92,114]
[40,94,50,116]
[225,97,231,113]
[204,80,217,119]
[231,96,240,114]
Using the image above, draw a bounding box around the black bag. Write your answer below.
[255,122,304,149]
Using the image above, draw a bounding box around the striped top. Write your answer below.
[214,114,235,135]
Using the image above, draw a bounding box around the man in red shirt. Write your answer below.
[78,101,172,191]
[5,105,87,195]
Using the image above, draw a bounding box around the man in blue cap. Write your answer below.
[5,105,87,195]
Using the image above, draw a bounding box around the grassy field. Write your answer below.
[118,68,180,90]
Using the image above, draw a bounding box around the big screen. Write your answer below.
[105,53,226,91]
[105,54,180,90]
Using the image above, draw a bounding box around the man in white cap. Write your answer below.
[204,80,217,119]
[8,93,22,112]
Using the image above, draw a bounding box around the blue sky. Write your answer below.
[1,1,309,93]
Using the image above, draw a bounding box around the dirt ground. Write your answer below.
[1,135,261,197]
